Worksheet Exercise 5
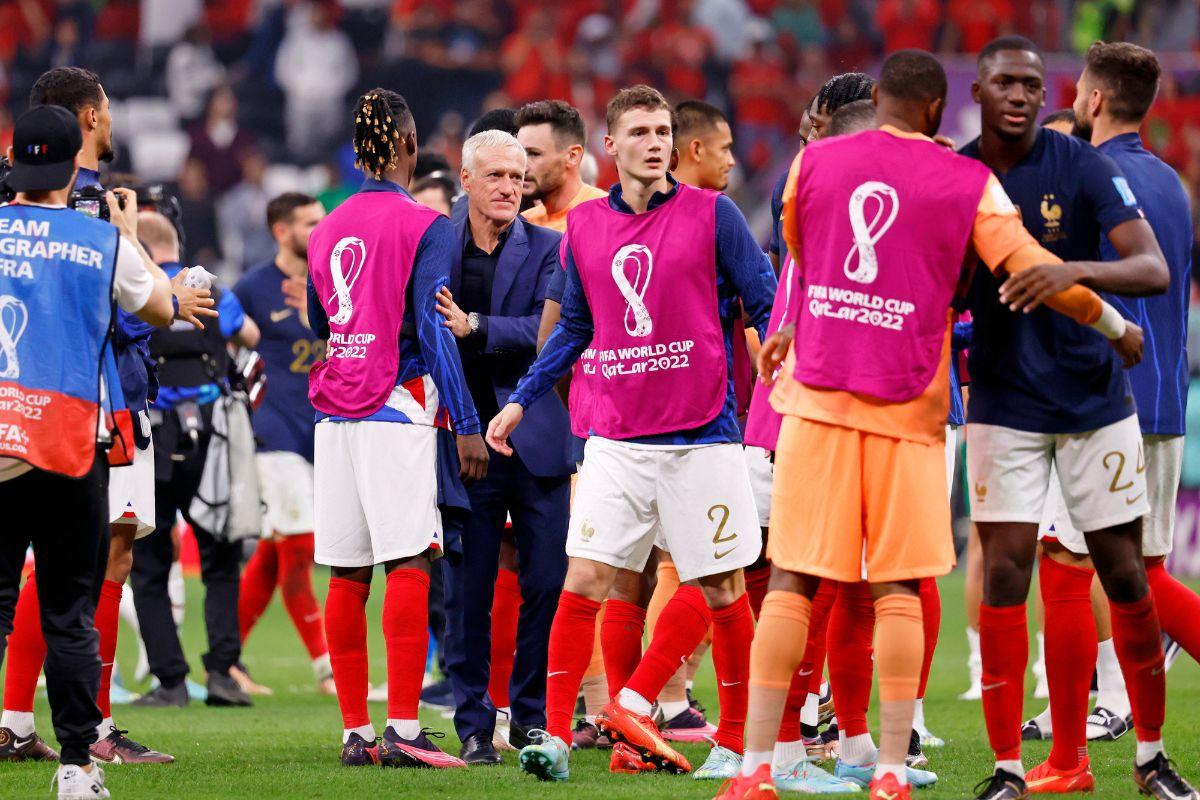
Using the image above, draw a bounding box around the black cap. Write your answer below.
[6,105,83,193]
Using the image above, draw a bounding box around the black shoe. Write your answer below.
[130,683,189,708]
[973,769,1030,799]
[419,679,455,712]
[1021,717,1051,741]
[205,671,253,707]
[1086,706,1131,741]
[686,687,707,718]
[340,732,380,766]
[0,728,58,761]
[906,728,928,768]
[1134,753,1200,799]
[508,723,538,751]
[459,732,501,765]
[574,693,587,716]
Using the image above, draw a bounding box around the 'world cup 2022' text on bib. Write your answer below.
[566,184,727,439]
[307,191,441,419]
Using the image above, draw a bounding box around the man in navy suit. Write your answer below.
[436,129,573,765]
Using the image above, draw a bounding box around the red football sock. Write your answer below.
[918,577,941,699]
[1040,556,1097,770]
[488,567,522,709]
[827,581,875,737]
[778,669,808,742]
[383,569,430,721]
[1146,561,1200,662]
[798,580,836,695]
[546,591,602,741]
[745,561,771,620]
[276,534,328,660]
[94,580,123,719]
[1109,594,1165,743]
[624,585,710,705]
[238,538,279,643]
[601,598,646,698]
[324,577,371,729]
[3,573,45,713]
[711,592,754,753]
[980,603,1028,762]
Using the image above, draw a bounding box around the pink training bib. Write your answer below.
[307,189,439,418]
[791,130,990,402]
[743,252,798,450]
[567,184,727,439]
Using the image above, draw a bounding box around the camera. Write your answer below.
[0,156,14,204]
[68,184,121,220]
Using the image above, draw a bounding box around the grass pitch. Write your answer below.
[1,570,1197,798]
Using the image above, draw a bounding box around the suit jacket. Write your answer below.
[451,214,574,478]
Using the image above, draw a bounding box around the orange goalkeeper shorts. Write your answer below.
[767,415,956,583]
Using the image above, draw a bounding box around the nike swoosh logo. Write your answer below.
[270,308,294,323]
[547,671,568,678]
[798,669,814,677]
[714,548,736,560]
[720,680,741,687]
[981,681,1006,691]
[1126,492,1146,506]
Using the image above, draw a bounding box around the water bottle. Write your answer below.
[183,265,215,290]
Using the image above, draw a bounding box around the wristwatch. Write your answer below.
[467,312,480,334]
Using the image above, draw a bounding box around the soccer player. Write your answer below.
[487,84,776,782]
[233,192,335,696]
[1021,39,1200,784]
[958,36,1194,799]
[717,49,1136,800]
[306,88,486,768]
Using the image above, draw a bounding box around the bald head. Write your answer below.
[138,211,179,264]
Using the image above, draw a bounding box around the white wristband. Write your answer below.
[1089,301,1127,340]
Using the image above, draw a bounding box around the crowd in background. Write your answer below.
[3,0,1200,486]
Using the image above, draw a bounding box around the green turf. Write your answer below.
[1,570,1197,798]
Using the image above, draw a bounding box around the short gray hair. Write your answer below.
[461,129,526,174]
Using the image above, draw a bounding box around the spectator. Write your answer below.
[876,0,943,53]
[140,0,202,51]
[166,25,226,123]
[176,157,222,268]
[772,0,828,47]
[652,0,714,99]
[500,9,570,106]
[729,31,789,173]
[217,149,276,274]
[694,0,755,62]
[188,85,259,196]
[945,0,1015,53]
[274,1,359,162]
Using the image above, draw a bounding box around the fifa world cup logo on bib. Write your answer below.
[843,181,899,285]
[611,244,653,337]
[0,295,28,379]
[328,236,367,324]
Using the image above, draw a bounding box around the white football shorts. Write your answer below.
[313,421,443,568]
[256,450,315,536]
[108,440,155,538]
[744,445,773,528]
[968,414,1149,534]
[567,437,761,582]
[1040,433,1183,558]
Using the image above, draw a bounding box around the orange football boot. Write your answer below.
[1025,759,1095,794]
[596,699,692,774]
[610,742,655,774]
[715,763,779,799]
[869,772,913,800]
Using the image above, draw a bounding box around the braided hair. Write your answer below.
[352,88,414,181]
[816,72,876,115]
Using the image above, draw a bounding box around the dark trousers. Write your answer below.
[0,457,109,765]
[442,450,569,740]
[130,411,241,687]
